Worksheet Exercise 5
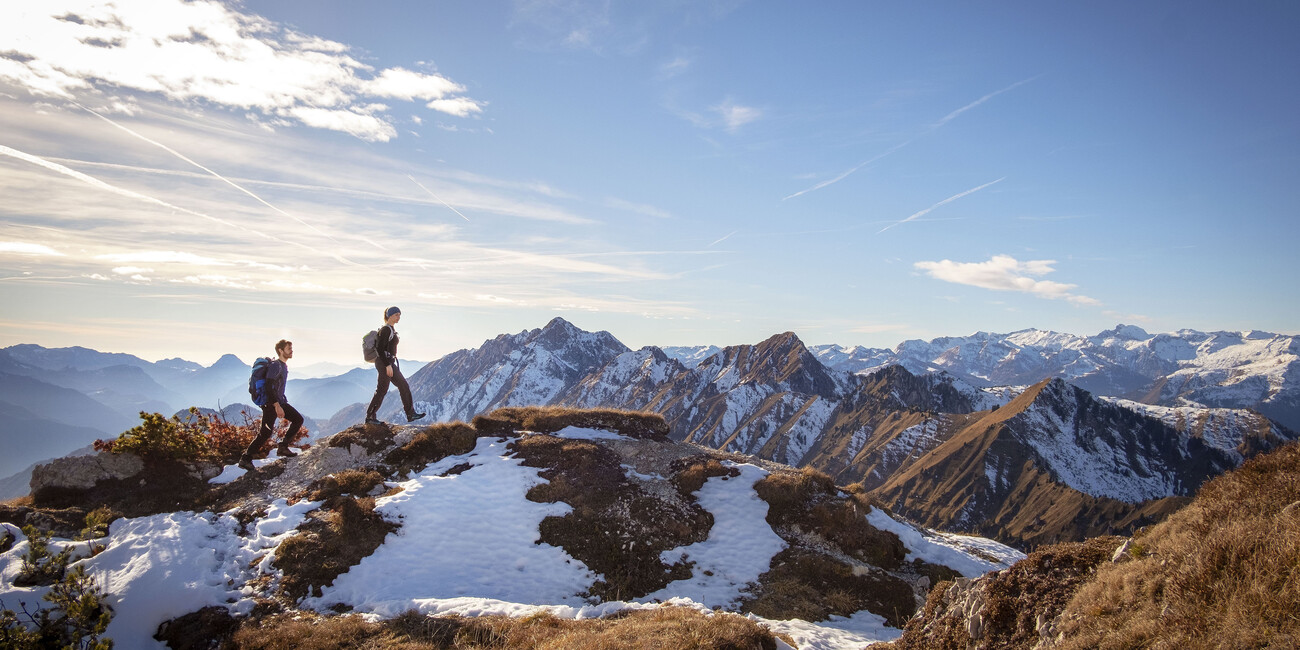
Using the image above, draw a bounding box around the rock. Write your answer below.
[30,452,144,492]
[1111,538,1134,563]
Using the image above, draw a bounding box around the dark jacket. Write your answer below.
[376,325,399,368]
[264,358,289,405]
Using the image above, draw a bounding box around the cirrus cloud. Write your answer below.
[914,254,1099,306]
[0,0,482,141]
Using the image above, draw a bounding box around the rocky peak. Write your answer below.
[210,353,248,370]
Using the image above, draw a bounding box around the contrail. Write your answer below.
[408,175,471,221]
[784,76,1038,202]
[934,75,1043,129]
[0,143,360,267]
[708,230,738,247]
[878,177,1006,233]
[74,102,348,243]
[783,140,912,201]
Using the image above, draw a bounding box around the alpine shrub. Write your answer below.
[1,528,113,649]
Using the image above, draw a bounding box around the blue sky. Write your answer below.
[1,0,1297,365]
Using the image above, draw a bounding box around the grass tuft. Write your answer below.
[307,469,386,502]
[482,406,670,440]
[510,434,710,601]
[226,606,779,649]
[1051,441,1300,648]
[273,496,398,601]
[383,422,479,475]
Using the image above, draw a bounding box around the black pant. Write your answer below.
[366,361,414,419]
[244,402,304,458]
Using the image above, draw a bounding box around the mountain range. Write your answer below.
[5,319,1297,549]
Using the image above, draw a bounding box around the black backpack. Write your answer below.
[248,357,272,407]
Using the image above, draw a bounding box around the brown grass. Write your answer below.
[754,467,906,569]
[884,536,1123,649]
[510,435,709,601]
[1052,441,1300,649]
[671,456,741,497]
[225,606,779,649]
[327,423,399,454]
[274,496,398,601]
[308,469,387,502]
[383,423,479,475]
[742,549,917,628]
[482,406,670,440]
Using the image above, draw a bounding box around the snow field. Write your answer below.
[307,436,597,612]
[639,462,786,608]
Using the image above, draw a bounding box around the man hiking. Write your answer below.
[239,339,304,470]
[365,306,426,425]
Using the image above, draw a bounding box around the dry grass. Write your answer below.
[481,406,670,440]
[884,536,1123,649]
[308,469,387,502]
[274,496,398,601]
[743,549,917,628]
[671,456,741,497]
[384,423,479,475]
[754,467,906,569]
[509,435,708,601]
[328,423,400,454]
[226,606,780,649]
[1052,441,1300,649]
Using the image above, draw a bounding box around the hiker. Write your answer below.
[239,340,304,470]
[365,306,426,425]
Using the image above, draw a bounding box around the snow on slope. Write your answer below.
[0,427,1023,649]
[640,462,787,608]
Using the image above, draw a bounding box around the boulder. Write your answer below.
[30,452,145,493]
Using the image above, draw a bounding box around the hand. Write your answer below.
[275,403,285,419]
[386,365,394,378]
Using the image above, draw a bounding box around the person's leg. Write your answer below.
[391,366,425,421]
[391,366,414,414]
[277,403,304,455]
[365,364,391,421]
[240,404,277,467]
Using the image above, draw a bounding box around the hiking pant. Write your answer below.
[367,361,414,419]
[244,402,304,458]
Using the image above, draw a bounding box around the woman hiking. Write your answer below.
[365,306,426,425]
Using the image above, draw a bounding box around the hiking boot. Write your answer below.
[237,456,255,471]
[365,417,381,425]
[277,446,297,458]
[406,411,426,422]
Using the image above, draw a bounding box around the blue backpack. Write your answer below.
[248,357,272,407]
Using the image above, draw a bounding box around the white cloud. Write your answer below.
[712,99,761,133]
[111,266,153,275]
[0,0,482,140]
[98,251,230,266]
[427,97,484,117]
[0,241,64,256]
[365,67,463,101]
[914,254,1099,306]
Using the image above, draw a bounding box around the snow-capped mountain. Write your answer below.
[381,318,1298,548]
[811,324,1300,431]
[397,317,630,423]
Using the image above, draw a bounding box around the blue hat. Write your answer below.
[385,306,401,319]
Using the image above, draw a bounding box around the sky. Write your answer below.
[1,0,1298,366]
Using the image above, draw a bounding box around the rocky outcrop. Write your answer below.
[30,452,146,492]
